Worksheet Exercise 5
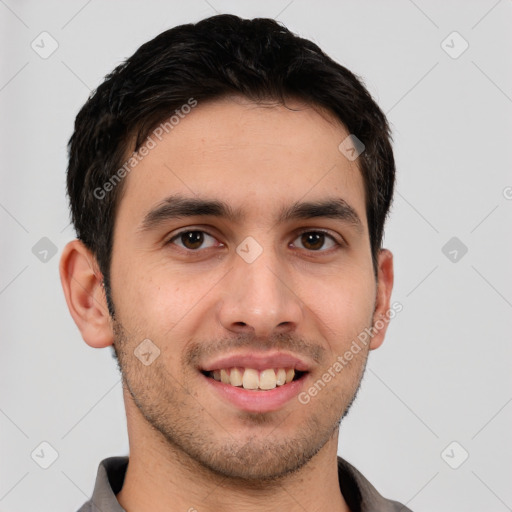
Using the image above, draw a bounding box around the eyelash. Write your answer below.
[166,228,343,253]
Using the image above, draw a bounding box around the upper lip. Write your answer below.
[200,351,312,372]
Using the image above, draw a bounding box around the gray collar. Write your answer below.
[77,456,412,512]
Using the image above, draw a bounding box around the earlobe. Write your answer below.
[369,248,394,351]
[59,239,114,348]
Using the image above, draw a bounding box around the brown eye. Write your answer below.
[170,230,218,250]
[293,231,337,251]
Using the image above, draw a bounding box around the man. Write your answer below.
[60,13,409,512]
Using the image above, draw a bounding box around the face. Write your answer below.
[108,96,388,481]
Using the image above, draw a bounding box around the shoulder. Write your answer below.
[337,456,413,512]
[75,456,129,512]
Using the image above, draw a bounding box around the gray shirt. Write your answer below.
[77,456,412,512]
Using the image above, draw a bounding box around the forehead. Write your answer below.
[116,97,367,230]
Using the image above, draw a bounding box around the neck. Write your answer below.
[116,399,350,512]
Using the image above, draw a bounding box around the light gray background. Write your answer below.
[1,1,511,511]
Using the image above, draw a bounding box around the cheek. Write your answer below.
[118,261,220,337]
[304,268,376,351]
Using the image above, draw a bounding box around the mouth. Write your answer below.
[201,367,307,391]
[198,352,311,412]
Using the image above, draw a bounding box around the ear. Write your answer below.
[59,239,114,348]
[369,248,394,351]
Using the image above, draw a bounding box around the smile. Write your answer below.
[202,367,306,391]
[199,351,312,412]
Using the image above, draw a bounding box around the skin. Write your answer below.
[60,96,393,512]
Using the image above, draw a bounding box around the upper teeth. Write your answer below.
[210,368,296,390]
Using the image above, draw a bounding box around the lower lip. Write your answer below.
[202,373,308,413]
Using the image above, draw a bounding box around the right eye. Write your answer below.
[167,230,222,251]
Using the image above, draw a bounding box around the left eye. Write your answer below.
[169,230,220,250]
[292,231,338,251]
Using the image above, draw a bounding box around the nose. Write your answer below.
[217,244,304,339]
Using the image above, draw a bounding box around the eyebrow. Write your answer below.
[138,193,363,234]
